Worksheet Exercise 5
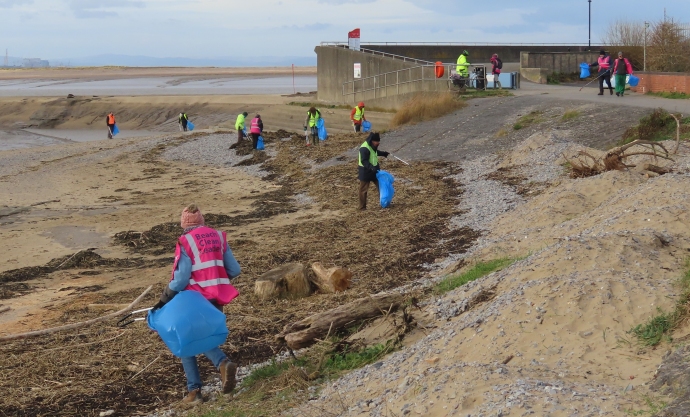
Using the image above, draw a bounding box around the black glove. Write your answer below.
[151,300,165,311]
[154,286,178,311]
[382,152,390,158]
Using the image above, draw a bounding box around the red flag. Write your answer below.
[348,28,360,39]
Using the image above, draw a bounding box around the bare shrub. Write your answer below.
[602,19,645,69]
[390,92,466,128]
[648,19,690,72]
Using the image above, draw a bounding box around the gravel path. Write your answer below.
[161,133,273,177]
[382,96,649,163]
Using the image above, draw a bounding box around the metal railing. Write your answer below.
[319,43,434,65]
[321,41,592,47]
[342,63,489,99]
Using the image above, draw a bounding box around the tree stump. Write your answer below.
[254,263,311,300]
[309,262,352,293]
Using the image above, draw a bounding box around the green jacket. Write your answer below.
[235,114,246,130]
[456,55,469,76]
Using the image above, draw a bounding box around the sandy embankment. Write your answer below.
[289,134,690,417]
[0,93,393,151]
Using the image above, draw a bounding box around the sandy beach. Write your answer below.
[2,68,690,417]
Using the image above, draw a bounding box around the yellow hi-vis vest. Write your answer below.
[358,141,378,168]
[235,113,246,130]
[307,110,320,127]
[353,106,364,121]
[456,55,469,75]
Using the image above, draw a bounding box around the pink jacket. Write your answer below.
[613,58,633,75]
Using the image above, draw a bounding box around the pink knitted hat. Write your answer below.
[180,204,205,229]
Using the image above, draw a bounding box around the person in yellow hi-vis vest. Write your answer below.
[456,50,470,77]
[357,132,389,210]
[350,102,366,133]
[231,112,248,149]
[303,107,321,146]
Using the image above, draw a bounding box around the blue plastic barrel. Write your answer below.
[579,63,590,79]
[628,75,640,87]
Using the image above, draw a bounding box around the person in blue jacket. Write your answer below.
[357,132,389,210]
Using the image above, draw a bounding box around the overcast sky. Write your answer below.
[0,0,688,60]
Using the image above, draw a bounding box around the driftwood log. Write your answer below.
[309,262,352,293]
[643,163,672,175]
[255,263,311,300]
[277,293,404,349]
[0,285,152,343]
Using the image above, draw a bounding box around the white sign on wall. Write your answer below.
[354,63,361,79]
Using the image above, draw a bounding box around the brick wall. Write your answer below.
[631,72,690,94]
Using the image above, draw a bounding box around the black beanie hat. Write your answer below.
[599,50,606,55]
[242,112,248,117]
[369,132,381,142]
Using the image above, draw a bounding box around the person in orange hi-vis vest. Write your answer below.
[152,204,241,405]
[106,112,116,139]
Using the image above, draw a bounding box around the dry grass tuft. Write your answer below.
[390,92,466,128]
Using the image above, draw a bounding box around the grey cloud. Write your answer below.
[69,0,144,18]
[0,0,32,7]
[282,23,332,31]
[317,0,375,4]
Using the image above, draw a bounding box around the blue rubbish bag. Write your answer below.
[362,120,372,133]
[147,290,229,358]
[187,121,195,131]
[112,124,120,136]
[257,135,265,150]
[579,62,590,79]
[376,170,395,208]
[628,75,640,87]
[316,118,328,141]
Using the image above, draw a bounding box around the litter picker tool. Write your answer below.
[117,307,153,328]
[390,154,410,166]
[579,71,607,91]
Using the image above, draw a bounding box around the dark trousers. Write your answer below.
[181,121,188,132]
[236,129,244,144]
[251,133,260,149]
[358,179,379,210]
[599,72,612,93]
[354,122,362,133]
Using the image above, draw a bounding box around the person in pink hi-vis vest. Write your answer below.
[152,204,241,405]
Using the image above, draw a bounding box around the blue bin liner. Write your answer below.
[362,120,372,132]
[580,62,590,79]
[187,121,195,131]
[257,135,265,150]
[317,118,328,141]
[147,291,229,358]
[112,124,119,136]
[628,75,640,87]
[376,170,395,208]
